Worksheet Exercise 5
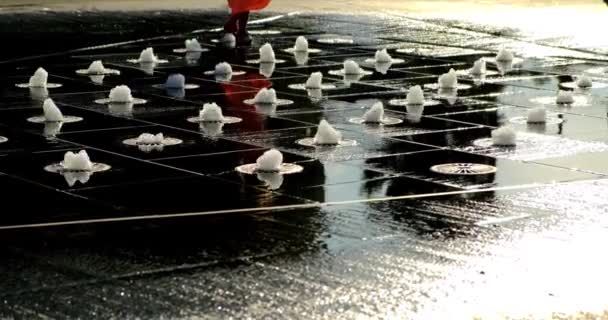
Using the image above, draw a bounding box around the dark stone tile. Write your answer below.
[52,92,204,120]
[392,126,493,148]
[276,106,477,138]
[1,208,326,279]
[349,93,498,116]
[75,175,311,215]
[268,75,396,100]
[339,149,599,189]
[0,125,77,155]
[0,247,93,295]
[225,126,435,162]
[0,148,192,191]
[0,104,151,138]
[215,159,390,194]
[0,174,121,226]
[156,148,312,176]
[242,94,364,116]
[295,175,458,202]
[60,126,263,161]
[0,96,56,110]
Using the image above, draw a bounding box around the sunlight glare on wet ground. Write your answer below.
[2,1,608,319]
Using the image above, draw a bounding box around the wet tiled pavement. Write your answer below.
[1,9,608,319]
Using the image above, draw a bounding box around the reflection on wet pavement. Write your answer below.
[1,4,608,319]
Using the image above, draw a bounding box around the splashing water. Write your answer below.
[491,126,517,146]
[28,67,48,87]
[407,85,426,105]
[87,60,106,74]
[185,38,202,51]
[253,88,278,104]
[470,59,486,75]
[42,98,64,122]
[215,62,233,75]
[496,47,514,62]
[306,72,323,89]
[63,150,93,171]
[138,47,158,63]
[344,60,364,75]
[199,103,225,122]
[165,74,186,89]
[109,85,134,103]
[136,133,164,145]
[527,107,547,123]
[255,149,284,172]
[576,75,593,88]
[556,90,574,104]
[294,36,309,52]
[314,120,342,145]
[259,43,276,63]
[438,68,458,88]
[375,48,392,63]
[363,102,385,123]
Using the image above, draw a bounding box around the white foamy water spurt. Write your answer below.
[496,47,514,62]
[215,62,233,75]
[165,74,186,89]
[42,98,63,122]
[63,150,93,171]
[256,149,283,172]
[136,133,164,145]
[185,38,202,51]
[406,104,424,123]
[28,67,48,88]
[576,75,593,88]
[344,60,364,75]
[527,107,547,123]
[556,90,574,104]
[253,88,278,104]
[363,102,385,123]
[259,43,276,63]
[491,126,517,146]
[294,36,309,52]
[87,61,106,74]
[314,120,342,145]
[306,72,323,89]
[199,103,224,122]
[407,85,425,105]
[438,68,458,89]
[470,59,486,75]
[109,85,134,103]
[138,47,159,63]
[375,48,392,63]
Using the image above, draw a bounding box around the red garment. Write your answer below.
[228,0,270,14]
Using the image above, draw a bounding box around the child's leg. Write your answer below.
[236,11,250,35]
[223,13,239,33]
[235,11,252,44]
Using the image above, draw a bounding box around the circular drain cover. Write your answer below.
[430,163,497,175]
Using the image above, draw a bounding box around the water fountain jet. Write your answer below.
[491,126,517,146]
[28,98,83,124]
[556,90,575,104]
[313,120,342,145]
[95,85,147,105]
[438,68,458,89]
